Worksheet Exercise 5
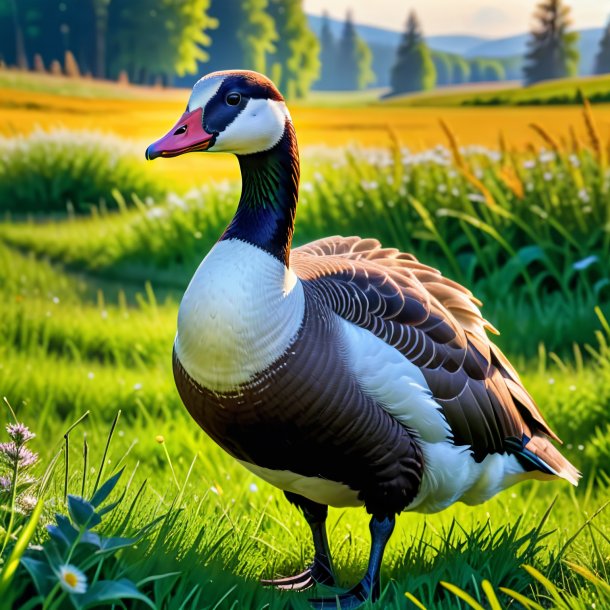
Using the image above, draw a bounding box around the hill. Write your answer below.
[465,27,602,75]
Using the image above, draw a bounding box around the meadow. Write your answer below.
[384,74,610,107]
[0,74,610,609]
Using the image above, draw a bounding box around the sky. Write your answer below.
[302,0,609,38]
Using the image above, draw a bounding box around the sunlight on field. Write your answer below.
[3,83,610,189]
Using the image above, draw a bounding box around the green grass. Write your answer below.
[0,71,183,100]
[382,74,610,107]
[0,197,610,608]
[0,130,168,214]
[2,130,608,355]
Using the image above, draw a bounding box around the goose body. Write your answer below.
[147,70,579,608]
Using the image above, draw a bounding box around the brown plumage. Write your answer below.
[291,235,579,484]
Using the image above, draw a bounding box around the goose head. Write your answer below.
[145,70,291,160]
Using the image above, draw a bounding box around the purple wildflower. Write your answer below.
[0,475,11,492]
[18,494,38,513]
[0,442,39,467]
[6,423,35,444]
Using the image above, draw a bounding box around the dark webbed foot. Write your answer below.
[262,492,337,591]
[308,515,395,609]
[261,556,336,590]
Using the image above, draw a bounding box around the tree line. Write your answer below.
[1,0,609,98]
[390,0,610,96]
[0,0,321,96]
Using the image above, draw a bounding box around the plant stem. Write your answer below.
[0,458,20,557]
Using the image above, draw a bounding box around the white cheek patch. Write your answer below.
[188,76,223,112]
[212,99,290,154]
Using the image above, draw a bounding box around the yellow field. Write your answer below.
[2,79,610,189]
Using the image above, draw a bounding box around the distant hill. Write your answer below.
[307,14,604,83]
[464,27,602,74]
[307,15,490,56]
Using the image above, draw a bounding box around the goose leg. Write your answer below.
[308,515,395,609]
[261,492,336,590]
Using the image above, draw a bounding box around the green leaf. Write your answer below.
[20,558,55,597]
[47,523,73,549]
[90,468,124,508]
[68,496,101,529]
[97,535,138,553]
[0,498,44,597]
[440,581,486,610]
[76,578,156,610]
[594,278,610,297]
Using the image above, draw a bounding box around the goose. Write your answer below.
[146,70,579,609]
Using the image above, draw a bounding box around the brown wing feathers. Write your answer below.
[291,236,578,482]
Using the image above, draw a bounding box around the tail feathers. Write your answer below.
[523,434,581,486]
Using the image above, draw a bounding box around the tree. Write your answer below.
[355,36,375,90]
[483,60,505,81]
[7,0,27,68]
[523,0,579,85]
[205,0,275,74]
[334,11,374,91]
[432,51,453,87]
[316,11,335,90]
[469,58,486,83]
[108,0,216,85]
[241,0,277,73]
[450,55,470,84]
[266,0,319,98]
[594,20,610,75]
[93,0,110,78]
[390,11,435,94]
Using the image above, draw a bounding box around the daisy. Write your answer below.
[58,564,87,594]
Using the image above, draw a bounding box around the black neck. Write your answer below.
[221,121,300,267]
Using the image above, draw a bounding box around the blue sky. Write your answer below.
[302,0,609,37]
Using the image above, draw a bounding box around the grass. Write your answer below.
[382,73,610,107]
[0,239,609,608]
[2,164,610,610]
[0,235,610,609]
[0,130,167,214]
[2,109,609,355]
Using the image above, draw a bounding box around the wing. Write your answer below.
[291,236,576,481]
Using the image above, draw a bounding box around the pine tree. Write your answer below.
[594,20,610,75]
[267,0,319,98]
[523,0,579,85]
[206,0,275,74]
[335,11,374,91]
[316,11,335,90]
[390,11,436,94]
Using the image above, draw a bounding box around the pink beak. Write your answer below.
[145,107,214,160]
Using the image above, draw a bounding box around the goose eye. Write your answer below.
[226,92,241,106]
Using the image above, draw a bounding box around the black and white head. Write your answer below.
[146,70,291,160]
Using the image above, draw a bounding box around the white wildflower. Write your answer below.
[578,188,590,203]
[58,564,87,594]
